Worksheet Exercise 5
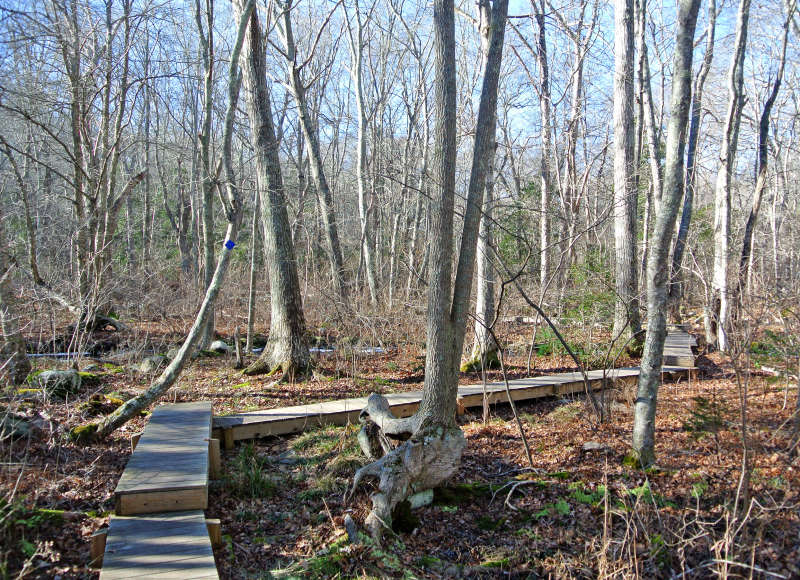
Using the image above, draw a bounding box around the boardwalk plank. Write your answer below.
[100,511,217,580]
[114,401,212,515]
[214,332,697,443]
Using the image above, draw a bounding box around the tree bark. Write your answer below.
[238,1,310,377]
[0,200,31,385]
[632,0,702,467]
[533,0,553,290]
[668,0,716,317]
[349,0,508,541]
[736,10,790,304]
[612,0,642,340]
[711,0,751,352]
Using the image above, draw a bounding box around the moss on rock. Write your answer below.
[69,422,98,444]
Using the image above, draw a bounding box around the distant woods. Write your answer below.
[0,0,797,356]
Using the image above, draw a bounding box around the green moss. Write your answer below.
[622,453,642,469]
[15,388,42,398]
[80,395,124,416]
[460,348,501,372]
[77,372,103,386]
[481,557,510,568]
[69,422,98,444]
[102,363,125,374]
[230,381,251,389]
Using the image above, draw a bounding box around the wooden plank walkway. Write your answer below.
[114,401,212,516]
[99,511,218,580]
[213,331,697,445]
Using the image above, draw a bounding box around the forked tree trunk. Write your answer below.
[736,11,789,304]
[237,1,310,377]
[711,0,750,352]
[632,0,701,467]
[612,0,642,340]
[348,0,508,541]
[668,0,716,318]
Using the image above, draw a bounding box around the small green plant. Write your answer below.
[227,444,276,499]
[690,480,708,499]
[569,482,606,506]
[683,396,727,442]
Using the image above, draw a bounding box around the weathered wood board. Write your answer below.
[114,402,212,515]
[99,511,218,579]
[213,332,697,444]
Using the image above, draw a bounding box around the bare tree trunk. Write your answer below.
[196,0,216,349]
[275,0,348,304]
[612,0,642,340]
[346,2,378,306]
[238,1,310,377]
[349,0,508,541]
[467,0,500,368]
[736,8,790,304]
[534,0,553,290]
[0,202,31,385]
[711,0,751,352]
[246,186,260,353]
[632,0,702,467]
[668,0,716,318]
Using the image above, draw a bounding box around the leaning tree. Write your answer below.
[346,0,508,540]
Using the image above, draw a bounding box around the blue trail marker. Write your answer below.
[224,239,236,250]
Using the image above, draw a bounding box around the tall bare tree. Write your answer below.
[238,1,311,377]
[274,0,348,304]
[711,0,751,351]
[348,0,508,540]
[632,0,702,467]
[612,0,642,340]
[668,0,716,317]
[736,3,792,302]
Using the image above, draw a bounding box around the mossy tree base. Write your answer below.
[460,347,500,372]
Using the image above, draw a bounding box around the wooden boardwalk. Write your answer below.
[212,331,697,445]
[99,511,218,579]
[114,401,212,516]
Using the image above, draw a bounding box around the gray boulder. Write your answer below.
[136,355,167,374]
[35,370,82,399]
[209,340,231,353]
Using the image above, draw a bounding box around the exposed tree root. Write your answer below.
[346,394,466,541]
[243,346,311,378]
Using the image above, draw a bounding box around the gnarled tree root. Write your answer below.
[346,394,466,542]
[243,355,311,379]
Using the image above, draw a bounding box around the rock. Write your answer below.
[277,449,300,465]
[209,340,231,353]
[582,441,611,453]
[343,514,360,544]
[408,489,433,510]
[136,355,166,374]
[166,347,180,360]
[81,364,102,372]
[79,394,125,416]
[35,370,82,399]
[0,412,31,439]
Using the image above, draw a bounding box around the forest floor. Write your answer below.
[2,320,799,579]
